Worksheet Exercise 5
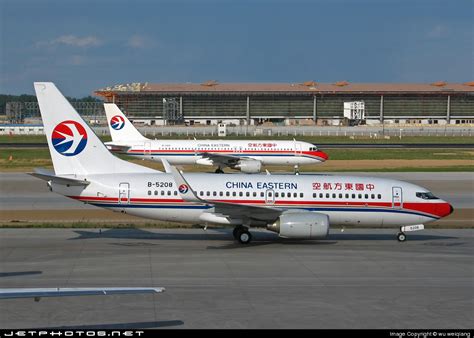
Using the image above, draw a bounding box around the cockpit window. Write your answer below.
[416,192,439,200]
[309,146,318,151]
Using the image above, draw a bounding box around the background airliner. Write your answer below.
[103,103,328,173]
[33,82,453,244]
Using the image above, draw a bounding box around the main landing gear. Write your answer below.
[233,226,252,244]
[215,167,225,174]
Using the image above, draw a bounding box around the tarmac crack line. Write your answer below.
[64,234,86,287]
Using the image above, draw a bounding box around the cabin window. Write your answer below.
[206,191,210,196]
[233,192,237,197]
[293,193,297,198]
[168,191,172,196]
[345,193,349,198]
[199,191,204,196]
[219,191,223,197]
[253,192,257,197]
[326,193,330,198]
[319,193,323,198]
[213,191,217,196]
[358,194,362,199]
[226,191,230,197]
[174,191,178,196]
[239,192,243,197]
[268,192,273,197]
[352,194,356,199]
[161,190,165,196]
[300,193,304,198]
[148,191,151,195]
[313,193,316,198]
[377,194,382,199]
[365,194,368,199]
[275,192,279,198]
[154,191,158,196]
[260,192,264,197]
[339,193,343,198]
[371,194,375,199]
[332,193,336,198]
[246,192,250,197]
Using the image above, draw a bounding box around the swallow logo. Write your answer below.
[178,184,189,194]
[110,115,125,130]
[51,120,88,156]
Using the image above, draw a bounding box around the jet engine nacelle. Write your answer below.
[234,160,262,173]
[267,211,329,239]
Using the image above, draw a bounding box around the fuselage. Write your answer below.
[107,139,328,166]
[53,173,452,228]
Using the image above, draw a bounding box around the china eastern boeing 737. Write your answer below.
[33,82,453,244]
[103,103,328,173]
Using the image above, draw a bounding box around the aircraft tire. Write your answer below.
[397,232,406,242]
[237,228,252,244]
[232,226,243,239]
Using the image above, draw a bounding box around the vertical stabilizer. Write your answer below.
[34,82,155,175]
[104,103,147,142]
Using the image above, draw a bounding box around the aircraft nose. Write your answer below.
[316,151,329,162]
[440,202,454,217]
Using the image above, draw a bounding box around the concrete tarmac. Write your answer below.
[0,228,472,329]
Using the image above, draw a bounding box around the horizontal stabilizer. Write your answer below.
[104,142,132,153]
[29,168,90,186]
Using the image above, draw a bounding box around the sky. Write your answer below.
[0,0,472,97]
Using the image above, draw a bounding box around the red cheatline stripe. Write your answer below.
[67,195,446,217]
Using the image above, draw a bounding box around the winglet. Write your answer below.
[162,159,202,203]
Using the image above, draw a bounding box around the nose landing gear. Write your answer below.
[396,232,406,242]
[396,224,424,242]
[293,165,300,175]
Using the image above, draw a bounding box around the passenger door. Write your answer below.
[144,141,151,157]
[118,182,130,205]
[392,186,403,209]
[294,142,302,156]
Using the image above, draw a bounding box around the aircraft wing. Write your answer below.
[0,287,165,301]
[198,152,244,166]
[209,201,282,222]
[29,168,90,186]
[162,159,282,223]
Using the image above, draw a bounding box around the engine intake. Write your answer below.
[267,211,329,239]
[234,160,262,173]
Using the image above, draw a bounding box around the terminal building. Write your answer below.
[94,81,474,126]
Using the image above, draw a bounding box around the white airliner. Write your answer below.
[103,103,328,173]
[33,82,453,244]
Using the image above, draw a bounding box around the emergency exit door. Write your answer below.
[265,189,275,205]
